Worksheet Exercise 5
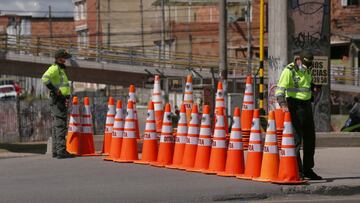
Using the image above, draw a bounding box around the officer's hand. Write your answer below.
[280,103,288,112]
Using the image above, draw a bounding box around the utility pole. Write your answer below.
[140,0,145,56]
[107,0,110,49]
[48,6,53,44]
[219,0,228,102]
[246,0,252,75]
[161,0,166,68]
[259,0,265,111]
[96,0,100,62]
[188,34,192,68]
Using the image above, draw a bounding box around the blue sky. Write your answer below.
[0,0,74,17]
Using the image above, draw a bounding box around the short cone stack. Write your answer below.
[152,103,174,167]
[128,85,140,139]
[178,104,200,170]
[254,110,279,182]
[215,81,228,134]
[166,104,188,169]
[80,97,97,156]
[102,97,115,155]
[187,105,212,172]
[66,96,81,155]
[183,75,194,122]
[114,101,138,162]
[241,76,254,150]
[104,100,124,161]
[274,108,285,150]
[202,107,227,174]
[273,112,306,184]
[152,75,164,133]
[218,107,245,177]
[134,101,159,164]
[237,109,262,179]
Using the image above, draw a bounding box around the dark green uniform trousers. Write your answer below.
[287,97,316,175]
[50,95,68,155]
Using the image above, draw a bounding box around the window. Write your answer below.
[80,2,87,20]
[74,1,87,20]
[74,5,79,21]
[77,30,88,49]
[341,0,359,6]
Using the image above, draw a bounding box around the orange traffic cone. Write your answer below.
[237,109,262,179]
[152,75,164,133]
[79,97,97,156]
[215,81,228,133]
[254,110,279,182]
[183,75,194,122]
[274,108,285,150]
[104,100,124,161]
[273,112,306,184]
[114,101,138,162]
[152,103,174,167]
[134,101,159,164]
[166,104,188,169]
[102,97,115,155]
[128,85,140,139]
[187,105,212,172]
[241,76,254,150]
[202,107,227,174]
[66,96,81,155]
[218,107,245,177]
[179,104,200,170]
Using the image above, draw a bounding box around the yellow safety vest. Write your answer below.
[41,64,70,96]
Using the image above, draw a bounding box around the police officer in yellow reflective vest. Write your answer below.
[42,49,74,159]
[275,50,322,180]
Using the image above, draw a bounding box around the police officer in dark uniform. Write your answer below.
[275,50,322,180]
[42,49,74,159]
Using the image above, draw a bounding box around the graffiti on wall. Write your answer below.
[268,56,284,110]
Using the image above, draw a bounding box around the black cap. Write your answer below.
[54,49,72,59]
[300,50,314,63]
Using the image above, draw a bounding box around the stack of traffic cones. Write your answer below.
[104,100,124,161]
[152,75,164,133]
[183,75,194,122]
[134,101,159,164]
[274,108,285,150]
[152,103,174,167]
[66,96,81,155]
[102,97,115,155]
[80,97,96,156]
[238,109,262,179]
[166,104,188,169]
[254,110,279,182]
[128,85,140,139]
[203,107,227,174]
[187,105,212,172]
[115,101,138,163]
[218,107,245,177]
[241,76,254,150]
[273,112,306,184]
[179,104,200,170]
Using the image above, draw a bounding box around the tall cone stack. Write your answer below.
[179,104,200,170]
[66,96,81,155]
[102,97,115,155]
[273,112,306,184]
[187,105,212,172]
[152,75,164,133]
[80,97,96,156]
[134,101,159,164]
[237,109,262,179]
[215,81,228,133]
[241,76,254,150]
[218,107,245,177]
[104,100,124,161]
[254,110,279,182]
[115,101,138,162]
[202,107,227,174]
[128,85,140,139]
[166,104,188,169]
[274,108,285,150]
[183,75,194,122]
[152,103,174,167]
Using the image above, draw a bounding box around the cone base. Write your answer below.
[79,153,102,157]
[186,168,204,173]
[202,169,222,175]
[113,159,135,163]
[103,156,114,161]
[133,160,152,165]
[236,174,255,180]
[217,172,240,177]
[165,164,183,170]
[253,177,273,182]
[150,162,167,167]
[272,179,307,185]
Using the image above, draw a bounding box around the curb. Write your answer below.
[281,185,360,196]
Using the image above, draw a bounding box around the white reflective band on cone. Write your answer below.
[248,143,262,152]
[113,130,124,138]
[282,136,295,145]
[82,126,92,134]
[160,135,173,143]
[245,84,253,93]
[199,128,211,136]
[214,129,226,138]
[186,136,198,145]
[283,122,293,134]
[249,133,261,141]
[161,125,172,133]
[229,141,243,150]
[107,105,115,114]
[177,126,188,134]
[242,104,254,110]
[145,123,156,131]
[105,126,113,133]
[69,116,80,124]
[105,117,115,125]
[82,117,92,124]
[68,125,80,133]
[144,132,157,140]
[231,131,242,139]
[175,135,187,143]
[280,148,296,157]
[212,140,226,148]
[263,145,278,154]
[188,126,199,135]
[265,134,277,142]
[198,138,212,146]
[123,131,136,138]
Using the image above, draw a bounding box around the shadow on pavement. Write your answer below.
[0,143,47,154]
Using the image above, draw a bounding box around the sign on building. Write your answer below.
[311,56,329,85]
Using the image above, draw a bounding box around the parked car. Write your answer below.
[0,78,21,95]
[0,85,18,99]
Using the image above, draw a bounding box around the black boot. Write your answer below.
[304,169,322,180]
[57,151,75,159]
